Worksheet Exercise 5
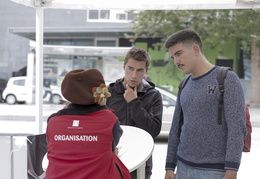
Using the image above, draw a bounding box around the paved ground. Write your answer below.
[0,104,259,179]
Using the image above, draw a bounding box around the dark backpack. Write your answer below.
[178,66,252,152]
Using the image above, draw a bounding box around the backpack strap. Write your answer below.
[177,75,190,137]
[178,75,190,99]
[216,66,231,124]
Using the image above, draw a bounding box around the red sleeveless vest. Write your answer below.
[46,109,130,179]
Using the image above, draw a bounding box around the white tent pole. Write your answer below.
[35,7,44,134]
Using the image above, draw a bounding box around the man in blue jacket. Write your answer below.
[107,47,163,179]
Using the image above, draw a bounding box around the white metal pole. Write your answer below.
[26,52,35,104]
[35,7,44,134]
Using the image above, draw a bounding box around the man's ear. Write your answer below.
[193,45,201,55]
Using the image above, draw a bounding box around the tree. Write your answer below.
[129,9,260,106]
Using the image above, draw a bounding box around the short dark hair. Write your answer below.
[124,47,150,71]
[164,29,203,53]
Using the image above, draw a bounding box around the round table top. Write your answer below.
[117,125,154,172]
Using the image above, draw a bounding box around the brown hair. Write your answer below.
[124,47,150,71]
[164,29,203,53]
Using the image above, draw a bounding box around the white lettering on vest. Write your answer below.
[54,135,98,142]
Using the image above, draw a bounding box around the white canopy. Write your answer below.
[10,0,260,10]
[9,0,260,134]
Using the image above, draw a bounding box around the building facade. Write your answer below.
[1,0,251,98]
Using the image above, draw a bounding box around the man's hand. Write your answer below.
[223,170,237,179]
[165,170,175,179]
[123,84,137,103]
[114,147,119,155]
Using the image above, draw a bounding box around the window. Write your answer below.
[88,10,110,20]
[95,38,117,47]
[116,11,134,21]
[96,40,116,47]
[86,10,134,22]
[161,93,176,106]
[116,13,126,20]
[89,10,99,19]
[13,79,25,86]
[100,10,110,19]
[45,39,94,46]
[127,13,135,21]
[72,39,94,46]
[45,39,71,46]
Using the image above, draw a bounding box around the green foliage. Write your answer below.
[129,9,260,50]
[129,9,260,104]
[231,9,260,49]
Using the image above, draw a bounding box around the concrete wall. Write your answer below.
[0,0,35,80]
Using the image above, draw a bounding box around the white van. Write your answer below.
[2,76,63,105]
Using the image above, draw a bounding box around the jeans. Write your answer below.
[176,161,226,179]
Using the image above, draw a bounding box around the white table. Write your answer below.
[43,125,154,179]
[117,125,154,178]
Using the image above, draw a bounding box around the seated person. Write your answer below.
[45,68,131,179]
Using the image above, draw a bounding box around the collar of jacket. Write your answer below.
[108,78,155,94]
[47,104,108,122]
